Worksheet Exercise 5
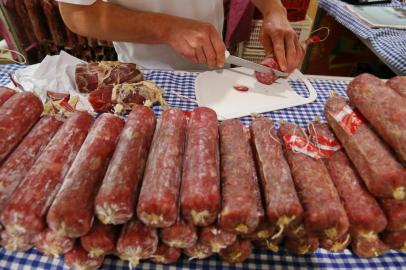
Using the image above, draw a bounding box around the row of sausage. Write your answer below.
[0,73,405,269]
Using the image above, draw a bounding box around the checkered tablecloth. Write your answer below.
[1,64,405,269]
[318,0,406,75]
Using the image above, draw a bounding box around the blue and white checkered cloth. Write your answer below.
[1,64,405,269]
[318,0,406,75]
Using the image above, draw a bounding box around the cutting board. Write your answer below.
[195,67,317,120]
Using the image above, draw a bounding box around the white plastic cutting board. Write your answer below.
[195,67,317,120]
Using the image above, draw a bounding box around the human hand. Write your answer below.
[164,17,226,68]
[260,8,305,73]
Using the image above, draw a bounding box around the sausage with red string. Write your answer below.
[347,73,406,162]
[324,95,406,200]
[278,122,349,241]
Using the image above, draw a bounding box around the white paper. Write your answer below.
[11,51,93,111]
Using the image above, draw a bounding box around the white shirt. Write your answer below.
[58,0,224,70]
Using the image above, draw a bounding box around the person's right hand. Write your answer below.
[164,17,226,68]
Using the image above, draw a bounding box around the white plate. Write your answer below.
[195,67,317,120]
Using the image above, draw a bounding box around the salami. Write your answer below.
[137,109,187,228]
[219,119,263,234]
[241,221,275,241]
[1,111,93,237]
[95,105,156,225]
[41,0,65,46]
[1,230,33,252]
[351,235,389,258]
[309,122,388,235]
[0,87,15,106]
[278,122,349,240]
[150,243,181,264]
[47,113,124,238]
[347,73,406,162]
[382,230,406,251]
[324,95,406,200]
[116,219,158,267]
[320,233,351,253]
[24,0,51,42]
[64,242,104,270]
[252,233,284,252]
[160,219,197,249]
[379,199,406,231]
[0,116,62,211]
[80,220,118,258]
[386,76,406,98]
[218,238,252,264]
[250,117,304,236]
[34,228,75,257]
[183,241,212,260]
[199,225,237,253]
[75,61,143,93]
[255,57,280,85]
[0,92,43,163]
[181,107,221,226]
[284,235,319,255]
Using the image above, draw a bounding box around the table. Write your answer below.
[316,0,406,75]
[0,64,405,269]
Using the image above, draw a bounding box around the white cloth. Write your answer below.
[58,0,224,70]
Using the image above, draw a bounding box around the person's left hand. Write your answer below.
[260,8,305,73]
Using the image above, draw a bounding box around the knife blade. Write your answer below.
[225,52,288,78]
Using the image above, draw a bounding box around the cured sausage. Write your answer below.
[218,238,252,264]
[183,241,213,260]
[159,219,197,249]
[116,219,158,267]
[309,122,388,235]
[278,122,349,241]
[386,76,406,98]
[284,235,319,255]
[241,221,275,241]
[47,113,124,238]
[80,220,118,258]
[218,119,263,234]
[199,225,237,253]
[137,109,187,228]
[347,73,406,162]
[319,233,351,253]
[255,57,280,85]
[379,199,406,231]
[34,228,75,257]
[41,0,65,46]
[95,105,156,225]
[24,0,51,42]
[324,95,406,200]
[250,117,303,236]
[150,243,181,264]
[75,61,143,93]
[351,235,389,258]
[1,111,93,238]
[181,107,221,226]
[0,116,62,211]
[1,230,33,252]
[0,92,43,163]
[252,233,284,252]
[64,242,104,270]
[0,87,15,106]
[382,230,406,251]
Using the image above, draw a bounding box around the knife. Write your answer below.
[225,51,288,78]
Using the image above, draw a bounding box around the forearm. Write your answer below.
[250,0,287,17]
[59,1,176,44]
